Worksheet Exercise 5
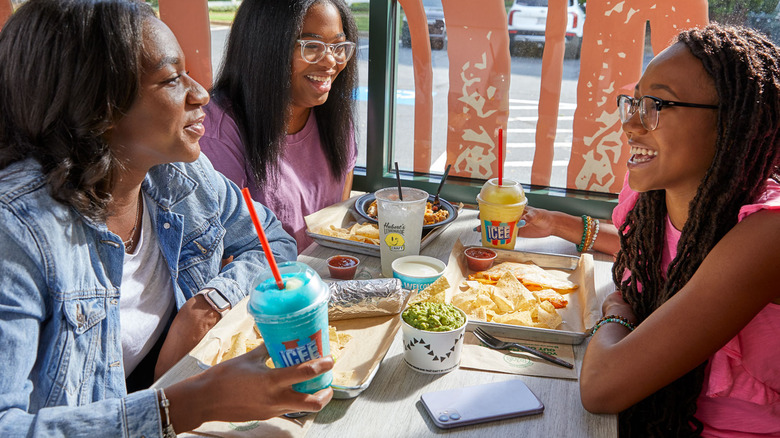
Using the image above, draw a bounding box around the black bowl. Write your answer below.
[353,193,458,230]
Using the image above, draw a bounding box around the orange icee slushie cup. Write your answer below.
[477,178,527,249]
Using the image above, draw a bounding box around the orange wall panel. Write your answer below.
[399,0,434,173]
[158,0,213,90]
[0,0,12,28]
[442,0,511,180]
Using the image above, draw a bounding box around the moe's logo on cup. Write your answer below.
[483,219,518,245]
[278,329,323,367]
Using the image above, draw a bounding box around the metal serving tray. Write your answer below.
[450,244,599,345]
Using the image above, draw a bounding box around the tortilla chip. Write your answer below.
[493,310,534,326]
[472,306,489,322]
[451,289,478,308]
[532,288,569,309]
[492,272,529,312]
[329,325,353,362]
[350,223,380,240]
[454,267,565,329]
[220,332,248,362]
[534,300,563,329]
[409,275,449,304]
[245,338,263,351]
[314,223,381,246]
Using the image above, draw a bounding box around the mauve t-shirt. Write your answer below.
[612,176,780,436]
[200,102,357,253]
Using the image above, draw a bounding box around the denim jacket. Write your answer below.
[0,155,297,437]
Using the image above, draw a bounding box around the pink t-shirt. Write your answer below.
[613,177,780,436]
[200,102,357,253]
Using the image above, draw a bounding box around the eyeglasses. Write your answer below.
[296,39,356,64]
[616,94,718,131]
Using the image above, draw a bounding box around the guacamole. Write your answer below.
[402,302,465,332]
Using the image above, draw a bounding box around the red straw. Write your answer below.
[241,188,284,289]
[498,128,503,186]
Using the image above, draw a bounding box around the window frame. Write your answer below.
[351,0,617,220]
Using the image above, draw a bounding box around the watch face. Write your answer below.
[207,289,230,310]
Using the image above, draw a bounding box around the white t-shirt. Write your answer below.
[120,197,175,378]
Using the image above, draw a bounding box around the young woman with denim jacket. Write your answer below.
[0,1,334,436]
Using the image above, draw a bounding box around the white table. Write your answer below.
[299,208,617,437]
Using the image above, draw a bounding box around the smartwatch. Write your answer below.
[197,288,231,317]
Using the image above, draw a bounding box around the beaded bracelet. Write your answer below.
[589,314,636,336]
[585,219,600,252]
[576,215,592,252]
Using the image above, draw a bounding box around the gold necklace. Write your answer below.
[123,194,142,254]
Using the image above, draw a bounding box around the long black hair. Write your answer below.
[0,0,154,221]
[210,0,358,186]
[613,24,780,436]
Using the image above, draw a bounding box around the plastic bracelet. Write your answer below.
[589,314,636,336]
[576,215,591,252]
[585,219,600,252]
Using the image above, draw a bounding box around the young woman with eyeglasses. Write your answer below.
[201,0,358,253]
[515,24,780,436]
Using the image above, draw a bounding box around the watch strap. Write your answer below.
[197,288,231,316]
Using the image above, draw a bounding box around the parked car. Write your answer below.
[507,0,585,59]
[400,0,447,50]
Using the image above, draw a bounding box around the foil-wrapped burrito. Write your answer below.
[328,278,411,320]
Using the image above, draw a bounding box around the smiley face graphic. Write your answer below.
[385,232,405,251]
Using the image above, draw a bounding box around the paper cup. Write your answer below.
[400,307,468,374]
[391,255,446,292]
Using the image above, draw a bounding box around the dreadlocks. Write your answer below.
[612,24,780,437]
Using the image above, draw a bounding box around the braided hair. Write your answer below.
[613,24,780,436]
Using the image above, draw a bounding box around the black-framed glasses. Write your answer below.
[296,39,356,65]
[616,94,718,131]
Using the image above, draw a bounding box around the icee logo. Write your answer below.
[483,219,518,245]
[278,329,324,367]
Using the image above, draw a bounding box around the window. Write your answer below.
[353,0,779,218]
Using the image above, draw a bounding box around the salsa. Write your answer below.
[328,256,358,268]
[402,302,465,332]
[465,248,497,259]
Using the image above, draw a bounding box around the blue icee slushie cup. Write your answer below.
[248,261,332,393]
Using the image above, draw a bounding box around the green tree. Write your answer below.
[709,0,779,24]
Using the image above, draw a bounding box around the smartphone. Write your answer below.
[420,379,544,429]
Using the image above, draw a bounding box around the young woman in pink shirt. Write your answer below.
[517,24,780,436]
[201,0,358,253]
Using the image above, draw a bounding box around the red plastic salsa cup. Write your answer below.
[464,247,497,271]
[326,255,360,280]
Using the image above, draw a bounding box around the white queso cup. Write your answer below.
[391,255,446,293]
[400,306,468,374]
